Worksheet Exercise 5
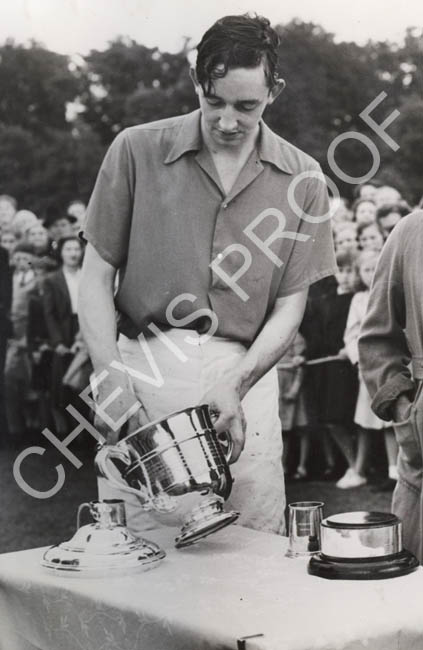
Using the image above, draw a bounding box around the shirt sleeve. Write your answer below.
[277,167,337,298]
[358,223,414,420]
[81,130,135,268]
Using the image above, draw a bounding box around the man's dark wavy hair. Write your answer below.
[195,14,280,94]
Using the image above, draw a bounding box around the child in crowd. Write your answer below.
[343,250,398,489]
[277,331,309,479]
[352,198,376,225]
[357,221,384,252]
[0,228,18,254]
[333,221,358,254]
[316,250,359,482]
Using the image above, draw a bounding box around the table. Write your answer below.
[1,524,423,650]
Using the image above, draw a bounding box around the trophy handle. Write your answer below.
[94,444,153,511]
[218,430,234,464]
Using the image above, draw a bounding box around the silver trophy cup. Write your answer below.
[94,405,239,547]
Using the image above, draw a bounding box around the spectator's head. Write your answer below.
[355,249,380,291]
[374,184,401,207]
[334,221,358,254]
[376,201,410,238]
[352,198,376,225]
[329,197,353,223]
[335,249,356,294]
[353,180,381,202]
[32,255,58,284]
[43,206,75,242]
[11,241,35,272]
[0,194,17,229]
[192,14,284,150]
[0,227,18,253]
[24,221,50,254]
[357,221,384,252]
[12,209,38,237]
[57,236,84,269]
[67,200,86,226]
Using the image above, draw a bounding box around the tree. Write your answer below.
[0,40,80,133]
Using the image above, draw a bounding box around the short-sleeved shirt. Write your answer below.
[83,109,337,344]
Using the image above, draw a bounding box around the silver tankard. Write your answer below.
[95,404,239,547]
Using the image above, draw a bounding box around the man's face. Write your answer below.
[359,224,384,252]
[12,251,33,273]
[192,64,282,151]
[49,218,73,241]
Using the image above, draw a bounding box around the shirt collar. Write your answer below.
[164,108,293,175]
[164,110,202,164]
[258,121,294,175]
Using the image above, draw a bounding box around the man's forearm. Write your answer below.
[227,289,308,399]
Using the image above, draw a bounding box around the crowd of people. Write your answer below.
[0,194,90,448]
[278,179,421,492]
[0,180,419,492]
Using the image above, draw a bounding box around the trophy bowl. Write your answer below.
[95,405,239,547]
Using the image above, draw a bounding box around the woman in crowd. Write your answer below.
[43,236,84,436]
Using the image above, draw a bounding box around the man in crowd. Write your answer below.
[359,209,423,563]
[79,13,337,535]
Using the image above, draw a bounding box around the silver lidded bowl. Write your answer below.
[42,500,165,576]
[94,405,239,548]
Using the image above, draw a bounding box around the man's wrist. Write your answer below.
[393,393,413,422]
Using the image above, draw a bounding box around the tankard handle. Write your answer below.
[94,443,153,511]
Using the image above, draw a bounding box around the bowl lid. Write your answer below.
[323,511,399,529]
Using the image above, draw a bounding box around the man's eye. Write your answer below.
[206,98,222,107]
[238,103,257,112]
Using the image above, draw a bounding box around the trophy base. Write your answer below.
[42,525,166,577]
[308,550,419,580]
[175,496,239,548]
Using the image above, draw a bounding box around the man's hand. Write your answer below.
[93,370,150,445]
[200,383,246,464]
[393,393,413,423]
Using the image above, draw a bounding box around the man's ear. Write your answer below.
[190,67,200,94]
[268,78,286,104]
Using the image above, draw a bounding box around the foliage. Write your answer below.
[0,24,422,210]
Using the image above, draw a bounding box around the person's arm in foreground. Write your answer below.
[78,243,146,443]
[358,221,414,423]
[201,289,308,461]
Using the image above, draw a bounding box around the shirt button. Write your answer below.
[222,202,228,209]
[217,253,223,260]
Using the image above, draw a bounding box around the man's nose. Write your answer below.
[218,107,238,132]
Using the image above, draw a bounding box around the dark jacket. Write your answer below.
[42,269,74,348]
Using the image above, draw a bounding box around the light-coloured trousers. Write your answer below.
[99,329,285,536]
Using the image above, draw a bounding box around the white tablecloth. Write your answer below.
[1,525,423,650]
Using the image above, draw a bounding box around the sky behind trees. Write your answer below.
[0,0,422,55]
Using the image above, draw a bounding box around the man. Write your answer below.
[79,14,336,535]
[359,210,423,562]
